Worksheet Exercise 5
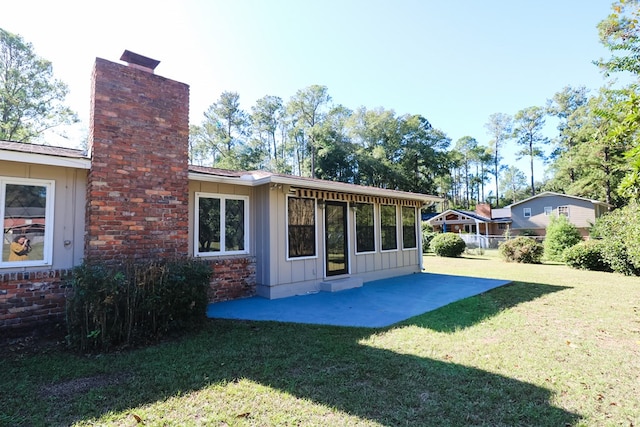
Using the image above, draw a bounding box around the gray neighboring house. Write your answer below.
[507,191,610,237]
[426,192,610,246]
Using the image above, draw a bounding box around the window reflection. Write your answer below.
[3,183,47,263]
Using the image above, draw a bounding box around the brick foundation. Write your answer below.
[206,256,257,302]
[0,269,71,337]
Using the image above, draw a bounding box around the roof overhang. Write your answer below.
[189,170,442,205]
[1,147,91,169]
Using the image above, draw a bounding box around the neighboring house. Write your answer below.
[507,191,610,237]
[426,193,610,246]
[0,51,441,335]
[426,203,511,248]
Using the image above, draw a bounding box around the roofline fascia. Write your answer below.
[188,171,256,186]
[1,149,91,169]
[256,174,443,203]
[189,171,442,204]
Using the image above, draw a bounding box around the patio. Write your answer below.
[206,273,511,327]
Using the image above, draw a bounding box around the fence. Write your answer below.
[458,233,545,249]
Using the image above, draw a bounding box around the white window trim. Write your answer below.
[544,206,552,216]
[354,202,377,255]
[194,192,249,257]
[1,177,55,268]
[285,195,318,261]
[401,205,418,250]
[558,205,570,217]
[523,207,532,218]
[380,204,399,252]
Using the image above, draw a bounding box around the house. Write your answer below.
[506,191,610,237]
[0,51,441,335]
[426,203,511,248]
[425,192,610,247]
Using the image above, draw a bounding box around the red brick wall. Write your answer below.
[0,269,71,337]
[206,257,256,302]
[86,57,190,263]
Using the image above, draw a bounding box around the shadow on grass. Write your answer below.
[405,281,572,333]
[2,316,580,426]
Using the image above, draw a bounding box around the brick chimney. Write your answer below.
[85,51,190,262]
[475,203,492,219]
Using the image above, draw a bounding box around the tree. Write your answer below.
[453,136,478,208]
[250,95,286,172]
[499,165,528,204]
[513,106,549,196]
[191,91,249,169]
[286,85,331,178]
[484,113,512,207]
[596,0,640,77]
[0,28,78,142]
[596,1,640,201]
[314,105,356,182]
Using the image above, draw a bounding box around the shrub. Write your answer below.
[66,258,212,352]
[430,233,466,257]
[591,202,640,276]
[544,215,583,261]
[563,240,612,272]
[499,236,543,264]
[422,223,437,253]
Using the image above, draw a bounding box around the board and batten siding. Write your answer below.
[259,189,421,299]
[0,160,86,271]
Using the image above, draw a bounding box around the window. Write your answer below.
[401,206,417,249]
[1,178,54,267]
[523,208,531,218]
[354,203,375,253]
[544,206,552,216]
[287,197,316,258]
[380,204,397,251]
[558,206,569,217]
[195,193,248,256]
[498,223,508,230]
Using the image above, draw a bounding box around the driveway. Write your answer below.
[206,273,511,327]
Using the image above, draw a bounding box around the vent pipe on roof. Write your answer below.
[119,50,160,73]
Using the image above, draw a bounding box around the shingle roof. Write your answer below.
[0,140,87,159]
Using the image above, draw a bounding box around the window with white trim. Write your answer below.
[523,208,531,218]
[401,206,417,249]
[544,206,552,216]
[558,206,569,217]
[354,203,375,253]
[380,204,398,251]
[1,178,54,267]
[287,196,316,258]
[195,192,249,256]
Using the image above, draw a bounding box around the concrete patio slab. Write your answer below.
[206,273,511,328]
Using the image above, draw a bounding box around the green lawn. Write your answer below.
[2,252,639,426]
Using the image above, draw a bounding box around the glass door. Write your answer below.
[325,201,348,276]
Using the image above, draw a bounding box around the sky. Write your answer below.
[0,0,622,184]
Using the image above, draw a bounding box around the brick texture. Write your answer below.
[206,257,257,302]
[85,58,190,263]
[0,269,71,334]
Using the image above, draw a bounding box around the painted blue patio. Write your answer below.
[206,273,511,328]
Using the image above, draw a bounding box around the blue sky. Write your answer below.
[0,1,620,184]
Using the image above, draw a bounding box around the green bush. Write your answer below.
[422,223,437,253]
[66,258,212,352]
[563,240,612,272]
[430,233,467,257]
[499,236,543,264]
[591,202,640,276]
[544,215,583,261]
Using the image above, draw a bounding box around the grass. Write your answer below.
[2,251,640,426]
